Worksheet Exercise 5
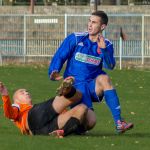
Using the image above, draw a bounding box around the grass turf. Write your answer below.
[0,66,150,150]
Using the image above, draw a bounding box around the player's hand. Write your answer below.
[0,82,8,96]
[97,34,106,49]
[50,71,63,81]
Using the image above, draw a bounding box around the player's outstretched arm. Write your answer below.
[48,33,76,79]
[0,82,19,120]
[0,81,8,96]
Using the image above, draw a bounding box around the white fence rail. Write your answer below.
[0,14,150,68]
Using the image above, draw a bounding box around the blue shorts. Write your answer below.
[73,79,104,109]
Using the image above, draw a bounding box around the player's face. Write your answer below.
[88,15,104,36]
[14,89,32,105]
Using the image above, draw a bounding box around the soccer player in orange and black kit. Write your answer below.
[0,77,87,138]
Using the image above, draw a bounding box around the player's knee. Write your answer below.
[97,74,110,83]
[76,104,87,114]
[96,74,113,89]
[87,117,96,130]
[86,109,96,130]
[72,104,87,119]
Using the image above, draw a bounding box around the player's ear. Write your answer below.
[101,24,106,30]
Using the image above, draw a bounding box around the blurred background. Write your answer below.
[0,0,150,6]
[0,0,150,69]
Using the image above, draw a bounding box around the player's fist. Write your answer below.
[50,71,63,81]
[0,82,8,96]
[97,34,106,49]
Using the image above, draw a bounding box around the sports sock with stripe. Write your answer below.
[104,89,121,125]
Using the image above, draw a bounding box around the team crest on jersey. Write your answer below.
[97,48,102,54]
[75,52,101,66]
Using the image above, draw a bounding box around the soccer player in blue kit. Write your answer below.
[48,11,133,134]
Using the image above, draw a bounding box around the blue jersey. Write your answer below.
[48,32,115,83]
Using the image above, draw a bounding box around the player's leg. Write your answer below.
[52,76,82,113]
[72,82,97,133]
[28,93,83,136]
[95,74,133,133]
[85,108,96,130]
[75,108,96,135]
[28,77,82,135]
[31,104,87,137]
[57,103,88,136]
[95,74,121,122]
[52,90,82,114]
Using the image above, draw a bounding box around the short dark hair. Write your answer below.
[92,11,108,25]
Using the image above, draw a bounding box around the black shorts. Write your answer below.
[28,98,59,135]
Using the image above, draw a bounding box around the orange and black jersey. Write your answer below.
[1,95,33,135]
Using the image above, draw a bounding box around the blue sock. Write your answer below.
[104,89,121,125]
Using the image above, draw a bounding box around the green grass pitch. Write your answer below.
[0,66,149,150]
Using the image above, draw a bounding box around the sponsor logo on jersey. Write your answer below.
[75,52,101,65]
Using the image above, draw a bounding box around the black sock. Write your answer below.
[64,86,76,98]
[62,117,80,136]
[75,124,87,135]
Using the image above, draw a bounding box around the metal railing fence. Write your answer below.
[0,14,150,69]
